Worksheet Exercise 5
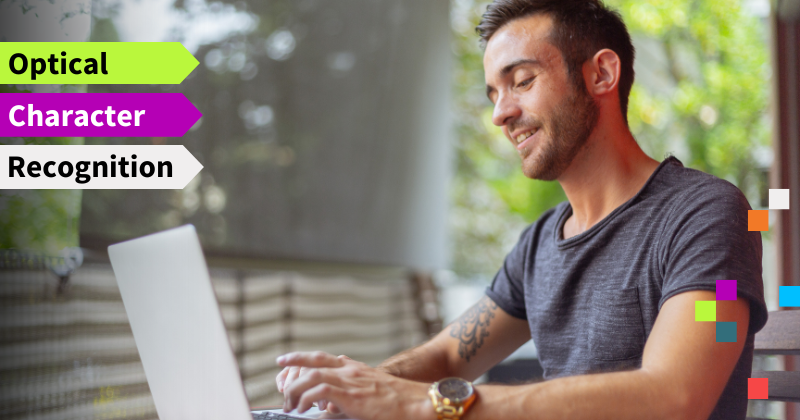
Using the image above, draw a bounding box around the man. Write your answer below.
[275,1,768,419]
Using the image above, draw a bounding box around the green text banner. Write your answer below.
[0,42,198,84]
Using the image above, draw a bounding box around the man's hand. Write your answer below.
[277,354,346,413]
[277,351,433,420]
[276,365,307,394]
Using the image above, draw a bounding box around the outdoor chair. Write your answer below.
[746,309,800,420]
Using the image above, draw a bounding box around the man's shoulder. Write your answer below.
[654,157,750,215]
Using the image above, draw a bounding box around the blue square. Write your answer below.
[779,286,800,307]
[716,322,737,342]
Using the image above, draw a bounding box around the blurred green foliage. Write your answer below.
[0,152,84,254]
[0,87,85,255]
[0,0,90,255]
[449,0,771,279]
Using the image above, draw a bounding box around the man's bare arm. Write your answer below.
[463,290,750,420]
[378,295,531,382]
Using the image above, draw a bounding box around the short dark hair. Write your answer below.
[477,0,635,124]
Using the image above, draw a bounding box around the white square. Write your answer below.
[769,189,790,209]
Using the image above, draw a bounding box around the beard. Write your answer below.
[517,82,599,181]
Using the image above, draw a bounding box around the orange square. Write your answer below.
[748,210,768,231]
[748,377,768,399]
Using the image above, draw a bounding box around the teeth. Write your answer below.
[515,130,534,144]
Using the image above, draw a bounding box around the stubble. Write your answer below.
[520,83,599,181]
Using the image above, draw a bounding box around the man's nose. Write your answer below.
[491,93,521,128]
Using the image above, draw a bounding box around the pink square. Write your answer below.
[716,280,737,301]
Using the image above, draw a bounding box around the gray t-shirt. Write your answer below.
[486,156,768,420]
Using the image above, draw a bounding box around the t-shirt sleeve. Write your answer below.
[485,224,535,320]
[658,179,768,335]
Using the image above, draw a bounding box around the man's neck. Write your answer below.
[557,121,660,238]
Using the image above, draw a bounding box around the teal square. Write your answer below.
[716,322,737,342]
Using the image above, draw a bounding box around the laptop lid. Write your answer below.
[108,225,252,420]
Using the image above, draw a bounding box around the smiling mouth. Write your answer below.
[514,128,538,145]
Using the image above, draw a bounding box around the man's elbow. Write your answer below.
[664,382,717,420]
[639,369,715,420]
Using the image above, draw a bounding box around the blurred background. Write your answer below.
[1,0,799,418]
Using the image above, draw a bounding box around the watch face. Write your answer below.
[437,378,473,401]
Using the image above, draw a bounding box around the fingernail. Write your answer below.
[277,356,286,364]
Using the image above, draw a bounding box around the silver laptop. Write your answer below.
[108,225,350,420]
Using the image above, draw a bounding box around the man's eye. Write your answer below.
[517,78,534,88]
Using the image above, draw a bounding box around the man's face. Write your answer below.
[484,14,598,181]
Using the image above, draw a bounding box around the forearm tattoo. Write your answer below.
[449,296,498,362]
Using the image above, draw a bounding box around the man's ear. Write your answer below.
[583,49,620,97]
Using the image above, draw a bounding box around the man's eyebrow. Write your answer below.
[485,58,542,102]
[499,58,541,78]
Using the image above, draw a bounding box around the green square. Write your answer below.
[695,301,716,322]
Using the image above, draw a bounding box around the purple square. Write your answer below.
[716,280,737,301]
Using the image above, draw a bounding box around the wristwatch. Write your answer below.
[428,377,476,420]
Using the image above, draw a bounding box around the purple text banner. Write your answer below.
[0,93,202,137]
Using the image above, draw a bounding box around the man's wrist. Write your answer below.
[462,384,480,420]
[424,378,478,420]
[376,364,398,377]
[415,383,437,420]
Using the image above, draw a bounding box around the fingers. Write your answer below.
[276,367,288,392]
[326,401,342,414]
[277,351,347,369]
[285,366,303,393]
[316,399,343,414]
[296,383,346,414]
[277,352,353,414]
[284,368,344,412]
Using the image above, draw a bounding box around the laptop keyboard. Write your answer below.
[252,411,311,420]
